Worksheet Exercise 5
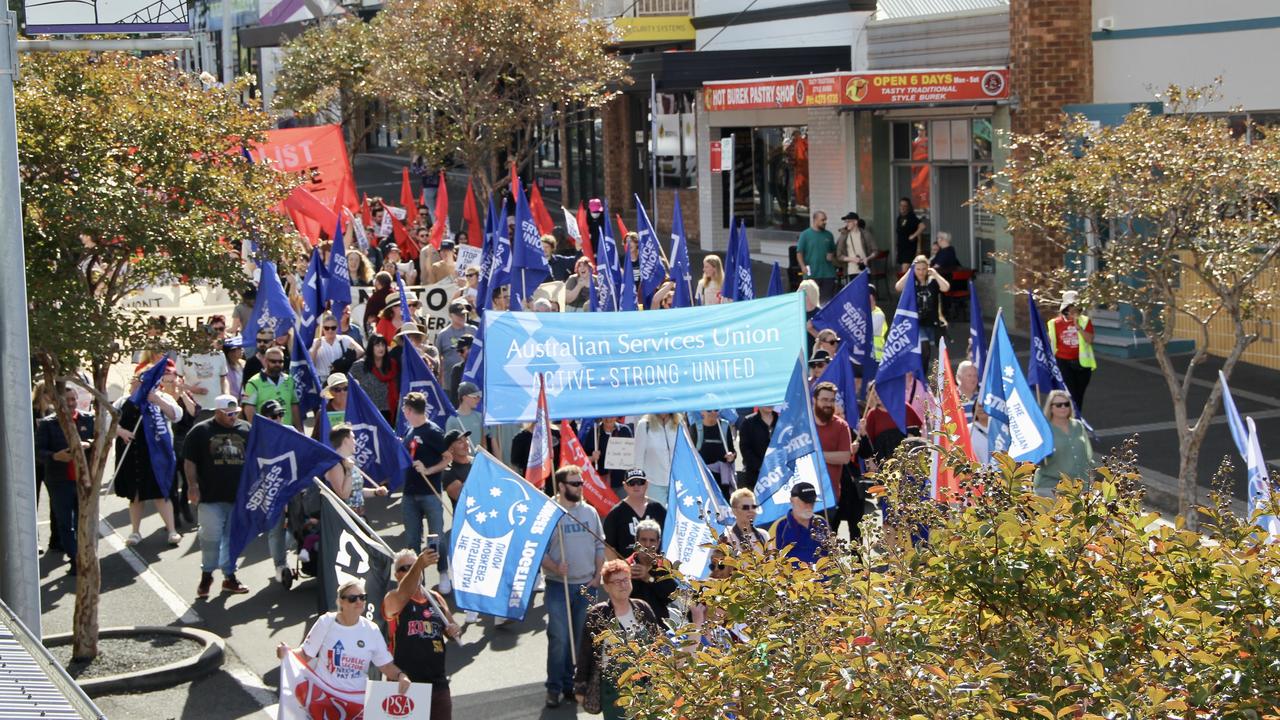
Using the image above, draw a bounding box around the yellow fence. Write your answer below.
[1172,262,1280,370]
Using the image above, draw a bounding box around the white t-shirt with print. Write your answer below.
[300,613,393,693]
[177,352,227,399]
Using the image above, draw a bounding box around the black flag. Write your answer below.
[317,485,394,628]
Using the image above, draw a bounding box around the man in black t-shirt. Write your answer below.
[400,392,452,556]
[184,394,251,598]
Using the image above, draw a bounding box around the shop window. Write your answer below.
[753,126,809,231]
[892,121,927,161]
[973,118,993,162]
[930,119,971,162]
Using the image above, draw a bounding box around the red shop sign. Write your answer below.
[703,68,1009,111]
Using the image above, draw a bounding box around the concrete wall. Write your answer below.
[694,1,872,67]
[1092,0,1280,111]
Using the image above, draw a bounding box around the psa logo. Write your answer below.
[380,694,416,717]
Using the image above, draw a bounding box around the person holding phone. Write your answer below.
[382,548,461,720]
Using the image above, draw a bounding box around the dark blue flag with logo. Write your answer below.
[1026,292,1095,437]
[722,218,740,305]
[669,193,694,309]
[290,330,323,415]
[460,321,487,413]
[816,339,860,420]
[323,221,352,321]
[474,196,498,313]
[299,248,327,347]
[633,194,665,308]
[241,260,297,347]
[129,357,177,500]
[970,288,987,379]
[754,359,837,525]
[344,374,412,489]
[727,222,754,302]
[449,452,565,620]
[591,228,619,312]
[510,179,549,308]
[228,417,343,562]
[619,245,638,311]
[600,199,622,288]
[398,341,456,434]
[491,198,513,295]
[873,269,923,434]
[767,262,784,297]
[811,270,874,365]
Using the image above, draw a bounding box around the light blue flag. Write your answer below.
[634,194,665,308]
[980,311,1054,463]
[449,452,566,620]
[228,417,343,562]
[669,193,694,308]
[816,340,860,420]
[754,359,837,525]
[299,249,327,347]
[289,330,323,415]
[767,262,783,298]
[398,341,456,434]
[619,246,638,311]
[511,180,549,307]
[728,223,754,302]
[873,270,923,434]
[394,272,412,324]
[663,426,731,580]
[1219,370,1248,456]
[474,197,498,312]
[1219,371,1279,537]
[323,221,352,321]
[344,373,412,489]
[129,356,177,500]
[241,260,297,347]
[969,287,987,379]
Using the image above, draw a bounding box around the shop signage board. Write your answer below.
[703,68,1009,112]
[25,0,189,33]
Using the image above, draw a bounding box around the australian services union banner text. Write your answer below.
[482,294,806,424]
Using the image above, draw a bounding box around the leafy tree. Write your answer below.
[274,15,378,160]
[17,51,297,660]
[974,86,1280,527]
[362,0,629,195]
[610,446,1280,718]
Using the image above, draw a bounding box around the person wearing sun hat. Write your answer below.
[1047,289,1097,411]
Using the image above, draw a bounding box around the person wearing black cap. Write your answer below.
[447,335,473,400]
[427,239,457,284]
[768,482,831,566]
[807,350,831,384]
[602,469,666,557]
[436,428,473,595]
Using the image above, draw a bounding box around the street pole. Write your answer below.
[0,10,41,636]
[220,0,233,85]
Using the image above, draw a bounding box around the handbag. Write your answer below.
[581,665,603,714]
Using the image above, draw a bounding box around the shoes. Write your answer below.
[464,611,479,623]
[125,532,142,547]
[534,572,545,593]
[167,532,182,546]
[221,576,250,595]
[545,691,561,709]
[278,566,294,591]
[197,573,213,599]
[563,690,577,704]
[437,570,452,595]
[493,616,511,627]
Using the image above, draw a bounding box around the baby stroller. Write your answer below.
[283,484,323,587]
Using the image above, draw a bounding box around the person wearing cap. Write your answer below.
[894,255,950,374]
[435,302,476,379]
[808,349,831,384]
[797,210,838,302]
[184,395,252,598]
[242,346,302,432]
[585,198,606,241]
[768,482,831,566]
[314,374,349,439]
[427,240,457,284]
[114,362,184,548]
[434,427,474,596]
[222,336,245,400]
[836,211,875,283]
[1048,290,1096,411]
[447,335,473,400]
[445,381,484,453]
[603,468,667,558]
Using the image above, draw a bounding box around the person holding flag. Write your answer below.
[382,547,461,720]
[811,380,862,539]
[894,256,950,375]
[753,359,838,525]
[400,392,452,555]
[114,358,184,548]
[874,267,925,436]
[980,310,1056,468]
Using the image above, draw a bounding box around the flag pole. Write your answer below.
[557,522,577,667]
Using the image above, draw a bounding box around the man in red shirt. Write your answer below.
[812,382,863,539]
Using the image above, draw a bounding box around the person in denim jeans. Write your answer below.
[183,395,252,598]
[540,465,605,708]
[399,393,452,556]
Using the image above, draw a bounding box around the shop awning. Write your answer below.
[702,67,1010,111]
[624,46,853,93]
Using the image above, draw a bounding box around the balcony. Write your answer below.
[584,0,692,18]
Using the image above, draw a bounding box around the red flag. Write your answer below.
[528,183,555,236]
[282,185,338,242]
[576,202,594,264]
[934,344,977,503]
[559,420,613,517]
[427,170,448,250]
[508,161,518,198]
[462,178,482,246]
[420,188,427,208]
[389,211,421,259]
[400,167,419,227]
[360,193,373,229]
[615,213,629,239]
[524,376,552,490]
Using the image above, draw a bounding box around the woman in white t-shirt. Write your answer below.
[276,579,411,698]
[310,312,365,378]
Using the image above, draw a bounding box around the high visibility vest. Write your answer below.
[872,306,887,361]
[1048,315,1097,369]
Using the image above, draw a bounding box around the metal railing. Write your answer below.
[583,0,691,18]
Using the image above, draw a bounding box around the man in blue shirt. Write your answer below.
[400,392,452,557]
[769,482,831,566]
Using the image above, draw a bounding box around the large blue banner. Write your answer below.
[482,294,806,424]
[449,452,565,620]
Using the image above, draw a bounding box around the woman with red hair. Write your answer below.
[574,558,661,717]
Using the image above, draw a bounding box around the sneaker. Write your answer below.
[167,532,182,546]
[534,572,545,593]
[494,615,511,627]
[278,566,294,591]
[221,576,250,594]
[437,571,452,595]
[196,573,213,599]
[545,691,561,709]
[464,611,479,624]
[125,532,142,547]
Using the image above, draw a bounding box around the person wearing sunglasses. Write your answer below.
[382,549,461,719]
[309,311,364,380]
[311,374,349,442]
[603,469,666,558]
[627,519,677,624]
[276,579,410,716]
[1033,389,1095,497]
[720,488,769,554]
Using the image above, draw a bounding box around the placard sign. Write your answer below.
[603,436,636,471]
[349,278,460,342]
[364,680,432,720]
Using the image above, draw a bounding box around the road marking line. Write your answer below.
[228,667,278,707]
[261,705,279,719]
[97,519,201,625]
[1094,407,1280,437]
